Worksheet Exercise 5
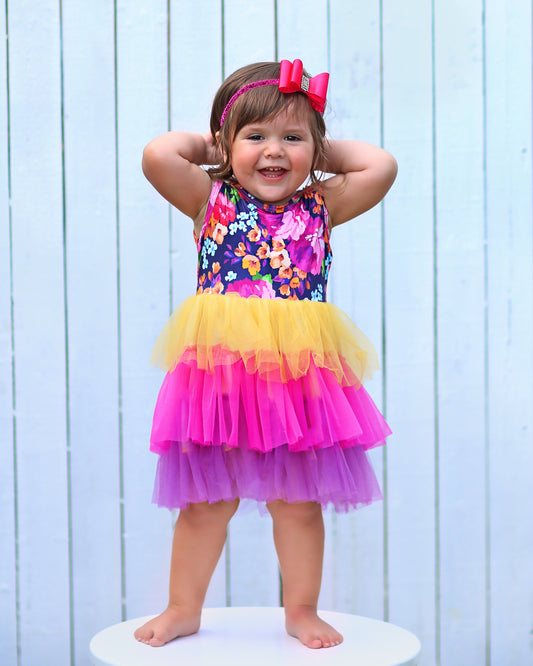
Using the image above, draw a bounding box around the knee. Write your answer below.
[180,499,239,528]
[267,500,323,527]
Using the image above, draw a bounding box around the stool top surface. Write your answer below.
[90,607,421,666]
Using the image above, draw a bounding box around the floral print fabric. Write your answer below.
[195,181,333,301]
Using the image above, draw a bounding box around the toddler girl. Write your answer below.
[134,59,396,650]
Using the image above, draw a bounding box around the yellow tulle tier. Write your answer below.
[151,293,380,385]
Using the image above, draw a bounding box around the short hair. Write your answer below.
[208,61,327,185]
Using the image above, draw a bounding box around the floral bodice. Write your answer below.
[195,181,333,301]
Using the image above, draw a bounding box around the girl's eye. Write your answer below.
[285,135,301,142]
[248,134,263,141]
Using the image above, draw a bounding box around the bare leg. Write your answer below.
[267,500,343,649]
[134,499,239,647]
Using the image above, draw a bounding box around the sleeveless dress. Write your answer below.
[150,180,391,512]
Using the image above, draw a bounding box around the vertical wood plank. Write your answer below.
[224,0,276,75]
[435,2,487,663]
[117,0,175,620]
[324,1,386,620]
[276,0,328,71]
[168,0,228,607]
[0,3,18,663]
[382,3,437,663]
[223,0,280,607]
[8,0,70,663]
[61,1,123,660]
[486,1,533,664]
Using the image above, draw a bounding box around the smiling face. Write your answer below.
[229,107,315,206]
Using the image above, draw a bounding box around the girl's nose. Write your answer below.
[264,139,283,157]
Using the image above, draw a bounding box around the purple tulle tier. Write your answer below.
[150,357,391,455]
[152,441,383,512]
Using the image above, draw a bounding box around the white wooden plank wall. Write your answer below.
[1,1,532,665]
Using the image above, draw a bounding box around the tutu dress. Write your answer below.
[150,180,391,512]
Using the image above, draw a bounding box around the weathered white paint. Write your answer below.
[382,4,438,664]
[435,1,488,662]
[7,1,71,664]
[61,2,123,663]
[0,4,17,665]
[116,0,176,627]
[485,1,533,664]
[1,1,532,665]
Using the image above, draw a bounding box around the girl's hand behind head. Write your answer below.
[142,131,212,221]
[203,131,223,166]
[322,140,397,228]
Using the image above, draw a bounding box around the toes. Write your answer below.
[324,635,343,648]
[134,630,166,648]
[307,632,343,649]
[148,636,166,647]
[134,628,152,644]
[134,621,166,646]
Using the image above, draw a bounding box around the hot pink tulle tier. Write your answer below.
[152,441,383,512]
[150,357,391,455]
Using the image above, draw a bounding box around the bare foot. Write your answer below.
[134,605,201,647]
[285,606,343,649]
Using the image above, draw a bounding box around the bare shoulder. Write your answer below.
[321,141,397,228]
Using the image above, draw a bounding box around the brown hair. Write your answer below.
[208,61,327,185]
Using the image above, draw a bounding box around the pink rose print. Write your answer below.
[212,193,236,227]
[226,278,277,299]
[289,231,325,274]
[272,208,310,241]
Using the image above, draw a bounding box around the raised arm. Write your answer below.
[142,131,216,221]
[320,140,397,228]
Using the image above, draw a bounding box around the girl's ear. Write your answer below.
[215,131,228,162]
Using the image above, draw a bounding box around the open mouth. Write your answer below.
[259,167,287,179]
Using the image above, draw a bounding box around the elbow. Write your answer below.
[142,141,160,181]
[382,151,398,190]
[385,151,398,179]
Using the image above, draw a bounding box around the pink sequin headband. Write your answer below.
[219,59,329,127]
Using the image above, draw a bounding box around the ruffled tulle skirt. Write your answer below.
[150,293,391,512]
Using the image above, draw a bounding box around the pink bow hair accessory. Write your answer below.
[219,59,329,126]
[278,59,329,114]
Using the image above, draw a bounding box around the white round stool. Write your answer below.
[90,607,421,666]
